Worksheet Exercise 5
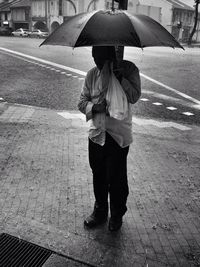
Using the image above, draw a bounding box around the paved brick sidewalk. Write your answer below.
[0,102,200,267]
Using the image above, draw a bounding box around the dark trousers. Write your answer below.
[89,132,129,218]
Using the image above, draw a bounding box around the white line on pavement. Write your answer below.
[182,112,194,116]
[0,47,86,76]
[132,117,191,131]
[153,102,163,106]
[140,73,200,105]
[1,47,200,105]
[142,90,200,111]
[166,107,177,111]
[140,98,149,102]
[57,111,191,131]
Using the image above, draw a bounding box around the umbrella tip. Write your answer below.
[39,40,45,47]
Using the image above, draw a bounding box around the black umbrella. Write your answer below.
[40,9,183,49]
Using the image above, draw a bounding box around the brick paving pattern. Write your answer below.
[0,102,200,266]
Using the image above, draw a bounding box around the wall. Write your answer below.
[12,8,25,21]
[49,0,58,16]
[32,0,45,17]
[63,0,76,16]
[137,0,172,31]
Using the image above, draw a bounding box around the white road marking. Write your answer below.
[1,47,200,106]
[143,90,182,102]
[182,112,194,116]
[166,107,177,110]
[153,102,163,106]
[0,47,86,76]
[132,117,191,131]
[0,97,4,101]
[58,112,85,120]
[57,111,191,131]
[192,105,200,110]
[140,98,149,102]
[140,73,200,105]
[143,90,200,110]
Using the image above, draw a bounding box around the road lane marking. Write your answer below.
[58,112,85,120]
[166,107,177,111]
[140,98,149,102]
[140,73,200,105]
[192,105,200,110]
[142,90,200,111]
[0,47,86,76]
[1,47,200,106]
[182,112,194,116]
[153,102,163,106]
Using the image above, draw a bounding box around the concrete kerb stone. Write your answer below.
[0,102,200,267]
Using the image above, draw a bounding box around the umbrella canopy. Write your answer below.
[40,9,183,49]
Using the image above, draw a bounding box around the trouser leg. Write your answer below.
[88,138,108,217]
[105,133,129,218]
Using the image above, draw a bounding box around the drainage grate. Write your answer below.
[0,233,52,267]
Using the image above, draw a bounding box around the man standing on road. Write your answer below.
[78,46,141,231]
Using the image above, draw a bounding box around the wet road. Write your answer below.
[0,36,200,126]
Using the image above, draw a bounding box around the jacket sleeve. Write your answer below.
[77,71,94,121]
[120,61,141,104]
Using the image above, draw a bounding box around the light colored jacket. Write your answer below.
[78,60,141,147]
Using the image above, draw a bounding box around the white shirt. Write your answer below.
[78,60,141,148]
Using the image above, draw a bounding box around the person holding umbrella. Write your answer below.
[78,46,141,231]
[40,4,183,232]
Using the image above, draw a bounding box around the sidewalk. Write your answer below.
[0,101,200,267]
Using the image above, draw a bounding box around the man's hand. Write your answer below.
[92,99,107,114]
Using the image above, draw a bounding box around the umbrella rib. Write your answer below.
[74,10,100,47]
[122,12,142,48]
[124,12,183,49]
[144,17,184,49]
[120,12,141,47]
[125,12,161,48]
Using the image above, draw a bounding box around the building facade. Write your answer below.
[0,0,198,42]
[166,0,195,42]
[10,0,31,30]
[0,0,13,28]
[30,0,102,32]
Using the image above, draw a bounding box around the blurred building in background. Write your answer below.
[0,0,199,42]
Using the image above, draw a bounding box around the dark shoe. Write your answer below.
[84,213,107,228]
[108,217,123,231]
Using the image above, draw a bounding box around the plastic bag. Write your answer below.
[106,71,128,120]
